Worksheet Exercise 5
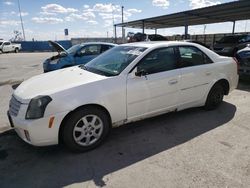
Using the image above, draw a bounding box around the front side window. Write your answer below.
[4,42,10,45]
[137,47,177,75]
[178,46,213,68]
[84,46,147,76]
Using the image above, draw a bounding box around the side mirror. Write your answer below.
[135,69,147,77]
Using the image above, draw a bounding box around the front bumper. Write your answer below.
[8,111,68,146]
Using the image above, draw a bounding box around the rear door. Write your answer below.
[127,47,181,119]
[176,46,215,106]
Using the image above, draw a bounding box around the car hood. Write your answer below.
[14,66,107,102]
[48,40,67,53]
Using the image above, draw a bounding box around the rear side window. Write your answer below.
[177,46,213,68]
[101,45,113,53]
[137,47,177,75]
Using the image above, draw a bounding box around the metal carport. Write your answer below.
[114,0,250,41]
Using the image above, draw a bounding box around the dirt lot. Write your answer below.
[0,53,250,188]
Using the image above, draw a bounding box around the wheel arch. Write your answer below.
[58,103,112,144]
[215,79,230,95]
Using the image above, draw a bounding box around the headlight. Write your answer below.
[26,96,52,119]
[49,59,59,65]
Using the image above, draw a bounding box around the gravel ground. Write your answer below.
[0,53,250,188]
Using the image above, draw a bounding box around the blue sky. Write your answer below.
[0,0,249,41]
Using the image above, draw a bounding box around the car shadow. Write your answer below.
[0,102,236,187]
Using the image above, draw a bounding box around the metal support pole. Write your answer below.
[142,20,145,34]
[232,21,235,34]
[184,25,188,39]
[114,25,117,44]
[17,0,25,41]
[121,6,125,43]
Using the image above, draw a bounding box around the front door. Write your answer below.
[126,47,181,120]
[2,42,11,52]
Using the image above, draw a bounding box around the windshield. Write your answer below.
[218,35,246,44]
[82,46,147,76]
[66,44,80,54]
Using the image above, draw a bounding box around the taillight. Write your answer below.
[233,57,239,74]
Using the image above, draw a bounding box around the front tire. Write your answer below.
[204,83,224,110]
[62,107,111,152]
[15,48,19,53]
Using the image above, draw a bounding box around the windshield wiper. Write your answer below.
[79,64,88,70]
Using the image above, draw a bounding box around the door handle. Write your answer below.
[168,79,178,85]
[205,71,212,76]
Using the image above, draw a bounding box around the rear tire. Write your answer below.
[62,107,111,152]
[204,83,224,110]
[15,48,19,53]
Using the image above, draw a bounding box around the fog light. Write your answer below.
[24,130,30,141]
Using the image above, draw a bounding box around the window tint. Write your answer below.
[178,46,212,68]
[4,42,10,45]
[101,45,113,53]
[80,45,101,56]
[137,47,177,75]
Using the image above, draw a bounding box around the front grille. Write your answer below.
[9,96,22,116]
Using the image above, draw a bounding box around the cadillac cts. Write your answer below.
[8,41,238,152]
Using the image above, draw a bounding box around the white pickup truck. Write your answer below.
[0,41,21,53]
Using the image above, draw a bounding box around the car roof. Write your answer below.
[120,41,201,48]
[222,34,248,38]
[79,42,117,46]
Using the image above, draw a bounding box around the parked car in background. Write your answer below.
[0,41,21,53]
[43,41,117,72]
[213,34,250,57]
[236,44,250,79]
[183,40,210,49]
[127,32,167,42]
[8,41,238,152]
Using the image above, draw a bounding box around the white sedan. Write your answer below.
[8,41,238,152]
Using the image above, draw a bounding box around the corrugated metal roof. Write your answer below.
[115,1,250,29]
